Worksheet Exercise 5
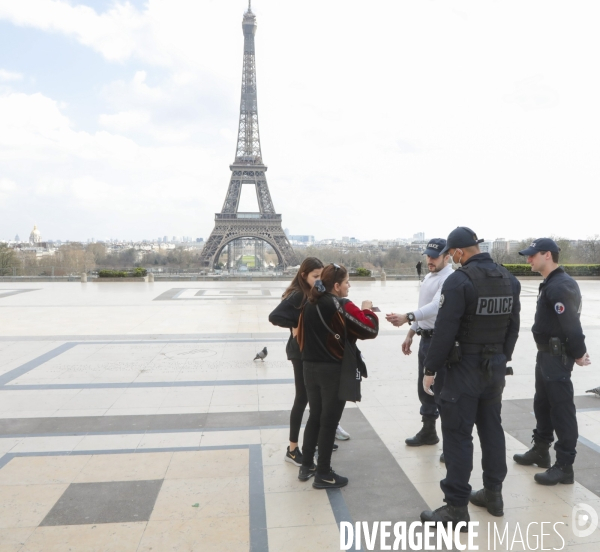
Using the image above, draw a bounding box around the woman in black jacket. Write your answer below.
[269,257,324,467]
[298,263,378,489]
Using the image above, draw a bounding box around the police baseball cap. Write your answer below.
[440,227,484,254]
[423,238,447,258]
[518,238,561,256]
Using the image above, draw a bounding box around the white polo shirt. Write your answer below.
[414,264,454,331]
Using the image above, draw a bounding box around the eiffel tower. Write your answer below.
[200,2,298,270]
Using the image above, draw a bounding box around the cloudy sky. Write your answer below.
[1,0,599,243]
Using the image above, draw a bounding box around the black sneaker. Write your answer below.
[285,446,303,467]
[312,468,348,489]
[298,463,316,481]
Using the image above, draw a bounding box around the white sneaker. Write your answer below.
[335,424,350,440]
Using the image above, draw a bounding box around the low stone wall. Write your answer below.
[0,276,81,282]
[93,277,146,282]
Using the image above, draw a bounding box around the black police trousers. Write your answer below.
[533,351,578,466]
[439,354,507,507]
[418,335,439,420]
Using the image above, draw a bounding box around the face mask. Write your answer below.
[451,250,463,266]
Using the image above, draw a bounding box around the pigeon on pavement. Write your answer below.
[586,386,600,397]
[253,347,268,361]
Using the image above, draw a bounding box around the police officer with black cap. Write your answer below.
[513,238,591,485]
[420,226,521,527]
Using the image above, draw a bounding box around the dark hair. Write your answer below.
[308,263,348,304]
[540,250,560,263]
[282,257,324,300]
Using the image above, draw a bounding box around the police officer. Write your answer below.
[386,239,453,448]
[420,227,521,526]
[513,238,591,485]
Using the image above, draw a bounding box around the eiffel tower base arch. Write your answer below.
[199,217,298,270]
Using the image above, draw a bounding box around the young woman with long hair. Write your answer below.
[297,263,378,488]
[269,257,324,466]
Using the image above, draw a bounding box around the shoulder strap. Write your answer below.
[316,304,342,341]
[316,297,348,345]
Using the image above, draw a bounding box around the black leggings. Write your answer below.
[302,361,346,474]
[289,358,309,443]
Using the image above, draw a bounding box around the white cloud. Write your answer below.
[0,69,23,81]
[0,90,224,239]
[0,0,153,63]
[0,177,17,204]
[98,109,150,132]
[1,1,600,241]
[0,178,16,191]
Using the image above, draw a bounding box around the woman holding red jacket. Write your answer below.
[297,263,378,489]
[269,257,324,467]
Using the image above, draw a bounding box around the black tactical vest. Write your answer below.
[457,263,514,344]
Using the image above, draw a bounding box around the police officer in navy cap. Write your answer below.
[513,238,591,485]
[386,238,453,449]
[420,226,521,527]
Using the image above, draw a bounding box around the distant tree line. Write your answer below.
[3,235,600,276]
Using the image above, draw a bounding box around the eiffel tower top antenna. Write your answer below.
[236,0,261,165]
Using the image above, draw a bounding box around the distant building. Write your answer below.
[29,225,42,244]
[289,235,315,244]
[493,238,508,254]
[479,241,493,253]
[196,238,204,243]
[14,234,20,242]
[408,240,428,253]
[413,232,425,241]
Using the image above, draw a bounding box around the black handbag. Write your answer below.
[316,300,363,402]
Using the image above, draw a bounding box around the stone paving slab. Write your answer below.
[1,280,600,550]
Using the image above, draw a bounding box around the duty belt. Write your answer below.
[537,339,569,365]
[460,343,504,355]
[536,343,565,352]
[416,329,434,338]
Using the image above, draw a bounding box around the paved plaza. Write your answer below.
[0,279,599,551]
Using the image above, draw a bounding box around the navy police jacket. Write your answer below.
[532,267,586,359]
[425,253,521,373]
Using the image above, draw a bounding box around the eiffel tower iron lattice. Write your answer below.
[199,3,298,270]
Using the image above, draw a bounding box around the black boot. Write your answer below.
[513,440,551,468]
[469,487,504,516]
[420,504,470,532]
[534,462,574,486]
[405,418,439,446]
